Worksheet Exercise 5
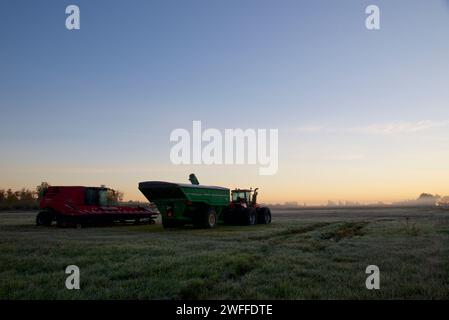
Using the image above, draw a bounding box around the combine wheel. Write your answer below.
[36,211,53,226]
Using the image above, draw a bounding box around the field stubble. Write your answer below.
[0,207,448,299]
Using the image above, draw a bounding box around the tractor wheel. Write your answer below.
[257,207,271,224]
[244,207,257,226]
[36,211,53,226]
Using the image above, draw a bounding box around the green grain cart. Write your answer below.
[138,174,272,229]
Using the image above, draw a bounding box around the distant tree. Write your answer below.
[0,189,5,203]
[417,193,435,200]
[438,196,449,207]
[19,188,35,201]
[416,193,439,206]
[36,182,50,200]
[5,189,19,204]
[0,187,40,210]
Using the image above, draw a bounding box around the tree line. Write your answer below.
[0,182,50,210]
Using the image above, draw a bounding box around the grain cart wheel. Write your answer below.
[205,208,217,228]
[194,207,217,228]
[244,207,257,226]
[36,211,52,226]
[257,207,271,224]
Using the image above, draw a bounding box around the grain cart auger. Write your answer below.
[138,174,272,229]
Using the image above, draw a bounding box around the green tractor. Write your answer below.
[138,174,272,229]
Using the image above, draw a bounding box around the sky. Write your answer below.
[1,0,449,204]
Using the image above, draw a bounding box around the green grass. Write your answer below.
[1,208,449,299]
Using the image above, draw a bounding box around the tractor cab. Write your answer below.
[231,188,259,207]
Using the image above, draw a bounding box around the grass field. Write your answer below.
[1,207,449,299]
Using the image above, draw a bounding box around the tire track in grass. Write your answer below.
[248,222,333,241]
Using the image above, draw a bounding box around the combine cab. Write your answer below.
[139,174,272,229]
[36,186,157,228]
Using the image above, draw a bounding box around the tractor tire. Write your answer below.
[194,207,217,229]
[257,207,272,224]
[36,211,53,226]
[243,207,257,226]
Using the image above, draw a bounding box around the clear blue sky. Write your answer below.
[1,0,449,203]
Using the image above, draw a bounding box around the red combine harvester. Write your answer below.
[36,186,157,228]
